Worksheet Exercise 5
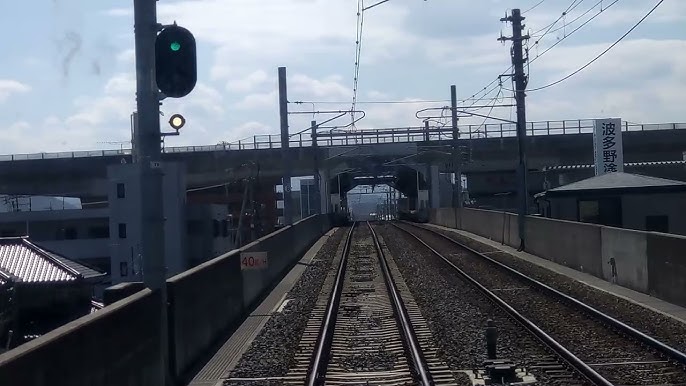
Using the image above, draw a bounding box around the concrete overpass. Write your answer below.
[0,119,683,202]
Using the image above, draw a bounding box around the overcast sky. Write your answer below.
[1,0,684,154]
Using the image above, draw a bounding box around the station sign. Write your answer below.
[593,118,624,176]
[240,251,268,270]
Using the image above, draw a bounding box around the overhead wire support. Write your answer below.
[498,8,530,252]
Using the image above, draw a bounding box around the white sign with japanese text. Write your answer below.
[593,118,624,175]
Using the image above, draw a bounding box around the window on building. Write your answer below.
[120,262,128,277]
[646,215,669,233]
[118,223,127,239]
[117,183,126,199]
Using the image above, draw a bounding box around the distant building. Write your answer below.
[535,172,686,235]
[0,237,105,351]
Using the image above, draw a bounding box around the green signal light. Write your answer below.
[170,42,181,51]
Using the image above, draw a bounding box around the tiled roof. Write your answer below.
[0,237,103,283]
[39,247,106,281]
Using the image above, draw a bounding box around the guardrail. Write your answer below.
[1,120,683,162]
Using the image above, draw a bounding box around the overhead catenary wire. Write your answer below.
[350,0,365,128]
[528,0,664,92]
[523,0,547,14]
[531,0,614,38]
[530,0,621,65]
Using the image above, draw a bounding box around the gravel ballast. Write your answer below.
[426,224,686,353]
[376,223,587,385]
[225,227,346,385]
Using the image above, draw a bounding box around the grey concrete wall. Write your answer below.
[166,213,332,380]
[0,289,163,386]
[429,207,686,308]
[601,227,648,293]
[647,232,686,307]
[525,216,603,277]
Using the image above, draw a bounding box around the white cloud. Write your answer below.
[0,80,31,103]
[290,74,351,99]
[104,73,136,95]
[116,49,135,65]
[226,70,270,92]
[233,91,277,110]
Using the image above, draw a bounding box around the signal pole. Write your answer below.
[278,67,293,225]
[133,0,167,383]
[499,9,530,250]
[450,85,463,209]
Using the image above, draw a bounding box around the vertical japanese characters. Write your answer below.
[594,118,624,175]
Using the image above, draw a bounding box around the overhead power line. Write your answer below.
[351,0,365,127]
[523,0,547,14]
[528,0,664,92]
[530,0,621,65]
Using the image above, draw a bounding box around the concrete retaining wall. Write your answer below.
[0,289,163,386]
[647,233,686,307]
[601,227,648,293]
[167,213,331,379]
[525,216,603,276]
[0,214,333,384]
[429,207,686,308]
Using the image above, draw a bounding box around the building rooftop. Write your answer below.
[542,172,686,197]
[0,237,105,284]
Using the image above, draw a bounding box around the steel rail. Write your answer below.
[368,222,433,385]
[409,222,686,366]
[306,222,356,386]
[392,222,613,386]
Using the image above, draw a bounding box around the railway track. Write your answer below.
[287,222,457,385]
[396,221,686,386]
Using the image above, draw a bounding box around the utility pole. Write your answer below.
[133,0,167,383]
[499,9,530,251]
[278,67,293,225]
[311,120,321,215]
[450,85,463,209]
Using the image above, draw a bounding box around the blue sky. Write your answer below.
[1,0,684,154]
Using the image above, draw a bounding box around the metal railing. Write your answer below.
[0,120,683,162]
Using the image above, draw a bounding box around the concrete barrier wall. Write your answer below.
[429,207,686,308]
[647,233,686,307]
[0,289,162,386]
[601,227,648,293]
[1,214,332,385]
[167,213,332,379]
[525,216,603,277]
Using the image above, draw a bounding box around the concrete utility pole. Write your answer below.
[278,67,293,225]
[132,0,168,383]
[311,120,321,215]
[450,85,463,209]
[499,9,530,251]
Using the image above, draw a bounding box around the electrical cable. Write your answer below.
[530,0,621,65]
[523,0,547,14]
[528,0,664,92]
[351,0,365,128]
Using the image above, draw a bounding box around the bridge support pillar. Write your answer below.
[319,169,330,214]
[429,163,440,209]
